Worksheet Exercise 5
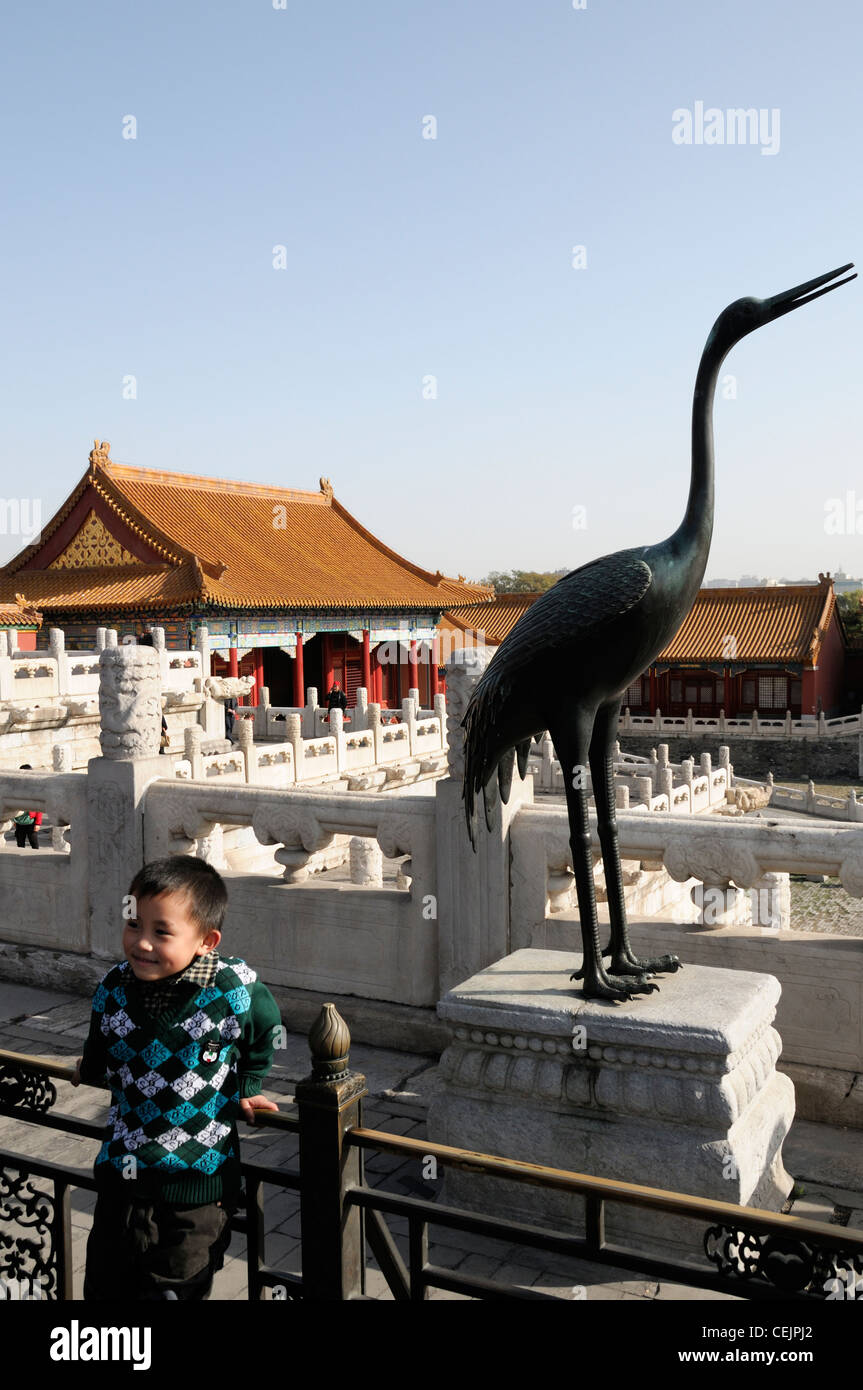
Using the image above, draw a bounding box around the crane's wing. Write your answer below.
[462,550,653,845]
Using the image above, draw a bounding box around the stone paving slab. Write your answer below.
[0,979,861,1303]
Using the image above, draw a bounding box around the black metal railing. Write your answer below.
[2,1015,862,1302]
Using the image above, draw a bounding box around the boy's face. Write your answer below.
[123,889,220,981]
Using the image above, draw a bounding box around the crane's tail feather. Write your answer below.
[497,748,515,803]
[515,739,531,780]
[482,773,499,831]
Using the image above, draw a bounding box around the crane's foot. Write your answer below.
[608,950,681,976]
[569,968,658,1001]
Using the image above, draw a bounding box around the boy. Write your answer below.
[73,854,281,1300]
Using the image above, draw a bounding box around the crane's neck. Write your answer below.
[666,342,725,587]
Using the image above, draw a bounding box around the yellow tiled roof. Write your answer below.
[658,579,836,666]
[0,564,201,612]
[439,592,539,645]
[437,580,837,667]
[0,448,491,613]
[0,598,43,627]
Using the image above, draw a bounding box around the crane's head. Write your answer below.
[707,262,856,358]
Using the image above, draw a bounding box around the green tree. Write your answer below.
[837,589,863,640]
[478,568,568,594]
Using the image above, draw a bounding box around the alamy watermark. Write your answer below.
[0,496,42,546]
[672,102,780,156]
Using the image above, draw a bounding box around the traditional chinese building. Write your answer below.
[439,577,850,719]
[623,576,846,718]
[0,441,490,707]
[437,591,539,660]
[0,599,43,647]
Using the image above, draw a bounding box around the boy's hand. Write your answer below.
[71,1057,83,1087]
[239,1095,280,1124]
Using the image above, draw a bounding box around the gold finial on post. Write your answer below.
[308,1003,350,1082]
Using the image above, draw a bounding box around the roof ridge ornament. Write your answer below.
[89,439,111,468]
[319,476,334,502]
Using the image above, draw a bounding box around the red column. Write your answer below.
[293,632,304,707]
[323,634,335,695]
[362,629,371,693]
[229,646,238,677]
[430,638,440,699]
[649,668,657,713]
[724,665,732,714]
[373,649,383,705]
[409,639,418,695]
[251,647,263,706]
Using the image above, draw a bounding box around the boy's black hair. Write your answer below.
[127,855,228,936]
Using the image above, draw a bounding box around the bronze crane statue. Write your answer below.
[463,263,856,1001]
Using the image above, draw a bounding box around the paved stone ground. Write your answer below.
[1,981,861,1303]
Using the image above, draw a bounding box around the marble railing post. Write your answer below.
[436,647,534,993]
[354,687,368,731]
[235,714,254,782]
[184,724,204,779]
[433,693,447,752]
[401,697,417,754]
[328,707,346,772]
[286,713,304,782]
[368,703,382,763]
[304,688,318,739]
[541,734,554,791]
[635,775,653,806]
[49,627,70,698]
[254,684,270,739]
[87,645,166,960]
[657,766,673,803]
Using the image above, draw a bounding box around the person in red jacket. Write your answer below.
[14,765,41,848]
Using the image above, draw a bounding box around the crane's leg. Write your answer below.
[588,701,680,980]
[555,715,654,1001]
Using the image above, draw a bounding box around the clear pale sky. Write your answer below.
[1,0,860,585]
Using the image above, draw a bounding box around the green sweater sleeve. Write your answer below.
[78,999,109,1088]
[238,981,282,1099]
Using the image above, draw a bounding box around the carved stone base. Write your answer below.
[428,948,795,1264]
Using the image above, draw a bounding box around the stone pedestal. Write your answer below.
[428,948,794,1264]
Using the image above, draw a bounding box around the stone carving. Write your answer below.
[252,803,334,882]
[720,783,773,815]
[377,812,414,860]
[98,647,161,759]
[664,831,761,890]
[350,836,383,886]
[444,647,494,780]
[203,675,255,700]
[88,438,111,467]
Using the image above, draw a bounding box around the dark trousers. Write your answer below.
[83,1187,233,1301]
[14,824,38,849]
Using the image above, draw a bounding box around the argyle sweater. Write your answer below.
[79,956,282,1206]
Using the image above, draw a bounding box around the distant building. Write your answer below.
[0,440,488,707]
[0,598,42,646]
[438,576,850,720]
[622,575,846,719]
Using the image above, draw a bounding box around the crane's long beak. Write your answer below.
[761,262,856,324]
